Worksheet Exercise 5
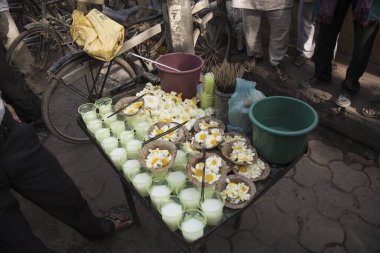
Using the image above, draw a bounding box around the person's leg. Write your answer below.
[266,7,291,81]
[0,10,19,49]
[296,0,315,59]
[0,113,56,253]
[0,189,57,253]
[314,0,351,81]
[341,22,379,93]
[242,9,264,59]
[0,122,115,241]
[0,10,46,95]
[267,8,291,66]
[0,46,42,124]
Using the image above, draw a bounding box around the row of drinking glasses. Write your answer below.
[79,99,224,242]
[126,167,225,242]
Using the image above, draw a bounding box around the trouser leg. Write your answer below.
[0,10,46,95]
[0,122,114,241]
[0,186,56,253]
[0,10,20,49]
[266,7,291,65]
[0,46,42,124]
[297,0,315,59]
[242,9,264,58]
[342,22,379,93]
[314,0,351,81]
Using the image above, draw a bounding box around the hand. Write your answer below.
[3,102,22,123]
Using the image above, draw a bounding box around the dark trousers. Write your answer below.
[0,46,42,124]
[314,0,379,93]
[0,111,114,253]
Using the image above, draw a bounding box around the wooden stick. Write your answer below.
[201,149,206,202]
[107,94,146,118]
[128,52,181,72]
[143,121,188,145]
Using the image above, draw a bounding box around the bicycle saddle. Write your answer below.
[103,6,139,25]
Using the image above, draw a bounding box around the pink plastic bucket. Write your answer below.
[155,53,204,99]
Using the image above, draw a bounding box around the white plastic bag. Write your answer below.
[228,78,265,134]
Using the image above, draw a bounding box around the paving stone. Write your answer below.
[238,206,258,230]
[294,157,332,187]
[284,166,296,178]
[206,235,232,253]
[157,229,179,253]
[353,187,380,226]
[253,201,298,245]
[323,245,347,253]
[298,208,344,252]
[314,183,358,219]
[349,162,364,171]
[107,237,141,253]
[309,140,343,165]
[231,230,276,253]
[340,213,380,253]
[216,223,236,238]
[274,236,308,253]
[364,166,380,194]
[275,178,317,212]
[330,161,369,192]
[257,184,279,203]
[346,152,374,166]
[362,149,377,162]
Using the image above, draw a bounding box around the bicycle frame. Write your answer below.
[54,21,164,101]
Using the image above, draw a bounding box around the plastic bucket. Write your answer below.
[248,96,318,165]
[155,53,204,99]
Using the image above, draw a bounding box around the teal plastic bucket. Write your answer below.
[248,96,318,164]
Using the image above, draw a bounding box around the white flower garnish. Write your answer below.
[181,141,201,155]
[194,129,222,148]
[224,135,246,143]
[206,155,222,173]
[145,148,172,169]
[123,100,143,115]
[230,141,255,164]
[222,181,251,204]
[199,120,219,131]
[148,123,178,141]
[191,155,222,185]
[236,159,265,179]
[135,84,215,130]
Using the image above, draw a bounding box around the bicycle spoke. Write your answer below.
[97,61,113,99]
[44,55,137,143]
[55,77,89,100]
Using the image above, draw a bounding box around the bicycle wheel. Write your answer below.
[10,11,38,31]
[133,17,167,58]
[194,10,231,72]
[6,26,65,72]
[42,53,137,144]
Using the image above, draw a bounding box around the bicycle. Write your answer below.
[9,0,40,31]
[42,0,231,143]
[6,0,76,73]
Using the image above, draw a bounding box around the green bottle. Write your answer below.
[201,72,215,109]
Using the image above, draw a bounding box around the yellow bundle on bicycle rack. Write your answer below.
[70,9,124,61]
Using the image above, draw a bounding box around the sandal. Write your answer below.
[243,56,263,72]
[104,205,133,231]
[334,93,351,108]
[273,63,288,82]
[292,55,309,67]
[362,101,380,119]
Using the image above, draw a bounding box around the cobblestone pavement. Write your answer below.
[16,126,380,253]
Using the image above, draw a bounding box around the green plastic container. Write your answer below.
[248,96,318,164]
